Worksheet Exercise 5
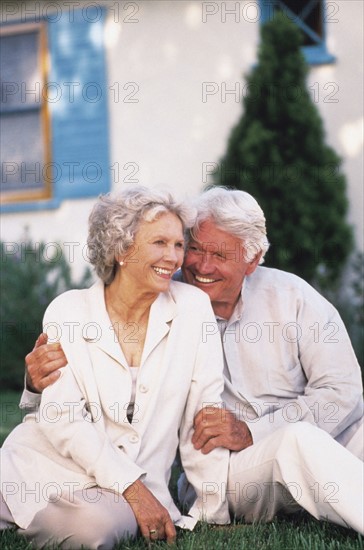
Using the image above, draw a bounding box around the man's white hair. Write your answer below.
[191,187,270,263]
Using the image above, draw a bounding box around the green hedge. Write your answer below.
[0,238,92,391]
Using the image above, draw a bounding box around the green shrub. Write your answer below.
[321,252,364,373]
[213,12,353,289]
[0,236,93,391]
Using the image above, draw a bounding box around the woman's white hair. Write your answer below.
[191,187,270,263]
[87,185,196,284]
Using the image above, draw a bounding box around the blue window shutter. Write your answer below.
[48,6,110,200]
[258,0,335,66]
[1,6,110,213]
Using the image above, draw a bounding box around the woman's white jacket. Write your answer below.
[1,280,230,529]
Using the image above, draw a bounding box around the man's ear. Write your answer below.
[246,252,262,275]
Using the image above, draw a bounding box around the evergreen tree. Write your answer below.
[214,12,353,287]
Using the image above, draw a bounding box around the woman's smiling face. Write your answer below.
[121,212,185,295]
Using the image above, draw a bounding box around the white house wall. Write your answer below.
[1,0,363,280]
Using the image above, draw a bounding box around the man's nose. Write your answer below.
[196,253,214,273]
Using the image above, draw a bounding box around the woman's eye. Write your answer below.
[175,242,184,249]
[155,240,165,245]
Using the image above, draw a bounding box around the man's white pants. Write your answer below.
[228,423,363,533]
[179,422,364,533]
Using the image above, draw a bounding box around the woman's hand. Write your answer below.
[123,479,176,544]
[25,333,67,392]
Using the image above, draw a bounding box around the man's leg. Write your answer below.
[14,488,137,550]
[340,416,364,461]
[228,422,364,533]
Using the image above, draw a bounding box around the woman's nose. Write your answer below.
[164,245,178,263]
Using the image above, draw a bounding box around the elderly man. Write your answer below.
[23,187,364,532]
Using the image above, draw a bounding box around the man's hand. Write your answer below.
[192,406,253,454]
[25,333,67,393]
[123,480,176,544]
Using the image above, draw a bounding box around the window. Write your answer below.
[259,0,336,65]
[0,22,52,204]
[0,6,110,213]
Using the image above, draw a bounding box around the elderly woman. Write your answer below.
[0,186,230,549]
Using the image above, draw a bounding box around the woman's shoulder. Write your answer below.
[169,280,211,307]
[44,284,95,320]
[48,287,88,307]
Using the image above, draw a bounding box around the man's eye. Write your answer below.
[175,242,184,249]
[213,252,226,261]
[154,240,165,245]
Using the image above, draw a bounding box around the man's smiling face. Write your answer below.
[182,220,260,313]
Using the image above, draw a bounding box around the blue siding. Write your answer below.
[47,6,110,200]
[1,6,110,213]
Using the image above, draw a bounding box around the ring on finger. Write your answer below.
[149,529,157,535]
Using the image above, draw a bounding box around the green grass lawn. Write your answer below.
[1,390,362,549]
[1,517,362,550]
